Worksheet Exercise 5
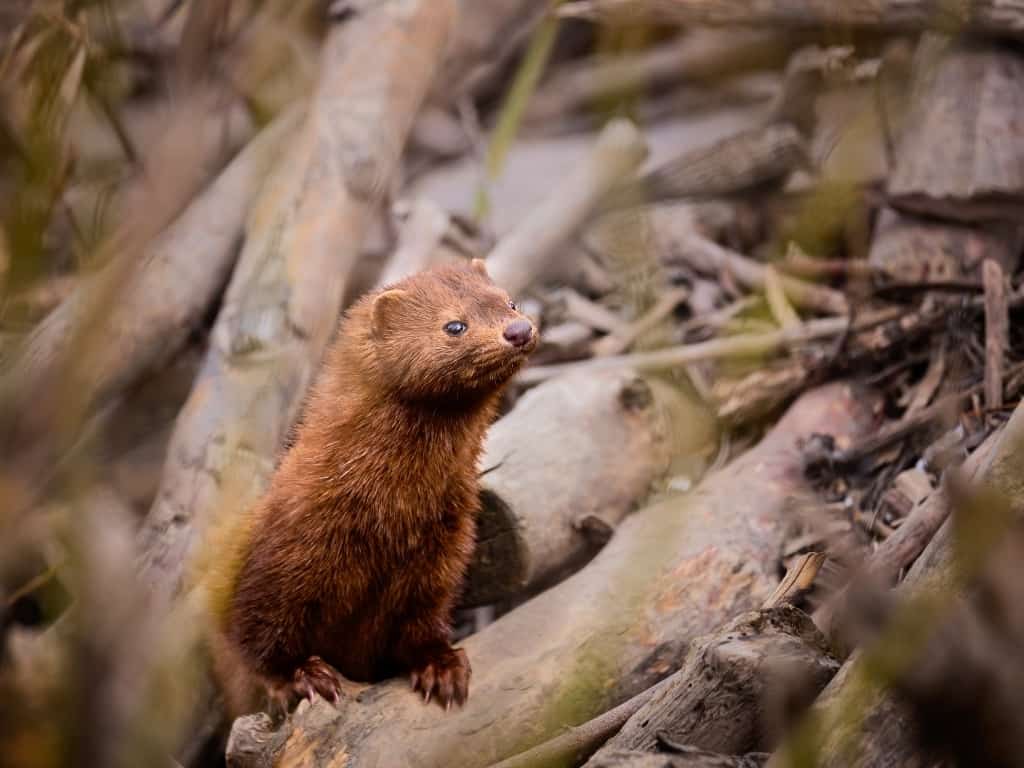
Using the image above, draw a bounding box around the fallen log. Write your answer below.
[226,382,878,768]
[585,606,838,764]
[525,29,793,128]
[137,0,457,605]
[603,124,808,212]
[464,370,714,606]
[559,0,1024,43]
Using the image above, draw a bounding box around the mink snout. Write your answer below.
[503,319,534,348]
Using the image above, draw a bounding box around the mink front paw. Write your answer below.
[409,646,471,710]
[292,655,345,705]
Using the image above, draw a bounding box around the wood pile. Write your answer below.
[2,2,1024,767]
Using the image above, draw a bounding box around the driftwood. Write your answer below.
[559,0,1024,42]
[604,124,808,212]
[888,40,1024,222]
[586,606,838,764]
[464,370,713,606]
[136,0,456,605]
[525,29,792,128]
[776,399,1024,768]
[226,382,877,768]
[486,118,649,297]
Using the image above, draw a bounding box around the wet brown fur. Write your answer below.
[209,260,537,715]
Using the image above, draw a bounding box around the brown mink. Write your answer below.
[209,258,537,713]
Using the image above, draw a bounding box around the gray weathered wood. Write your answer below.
[888,40,1024,221]
[560,0,1024,42]
[587,606,838,763]
[465,371,713,606]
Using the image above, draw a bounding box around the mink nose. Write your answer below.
[503,318,534,348]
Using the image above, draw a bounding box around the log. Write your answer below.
[558,0,1024,42]
[486,118,649,297]
[0,107,299,481]
[525,29,793,128]
[136,0,457,605]
[586,606,838,763]
[774,399,1024,768]
[888,40,1024,222]
[603,124,808,212]
[226,382,878,768]
[463,370,714,606]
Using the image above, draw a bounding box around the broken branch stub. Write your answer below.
[136,0,457,605]
[486,118,649,297]
[226,382,877,768]
[587,606,838,763]
[464,370,714,607]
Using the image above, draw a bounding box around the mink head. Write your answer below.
[357,259,538,402]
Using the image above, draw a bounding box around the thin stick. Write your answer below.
[660,230,848,315]
[519,309,900,385]
[983,258,1008,410]
[763,265,801,331]
[591,287,688,357]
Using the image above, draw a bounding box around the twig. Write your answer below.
[762,552,826,609]
[486,118,648,296]
[763,265,801,331]
[518,309,899,386]
[591,287,688,357]
[657,229,848,315]
[982,259,1008,410]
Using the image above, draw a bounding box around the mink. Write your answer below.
[209,259,538,714]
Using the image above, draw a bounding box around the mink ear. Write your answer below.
[371,289,407,336]
[469,258,490,278]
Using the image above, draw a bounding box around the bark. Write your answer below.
[559,0,1024,42]
[888,39,1024,222]
[587,606,838,763]
[486,118,649,297]
[776,399,1024,768]
[603,124,808,211]
[225,382,878,768]
[136,0,457,606]
[525,29,793,128]
[464,371,714,607]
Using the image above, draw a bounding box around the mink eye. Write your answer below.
[444,321,467,336]
[508,299,518,311]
